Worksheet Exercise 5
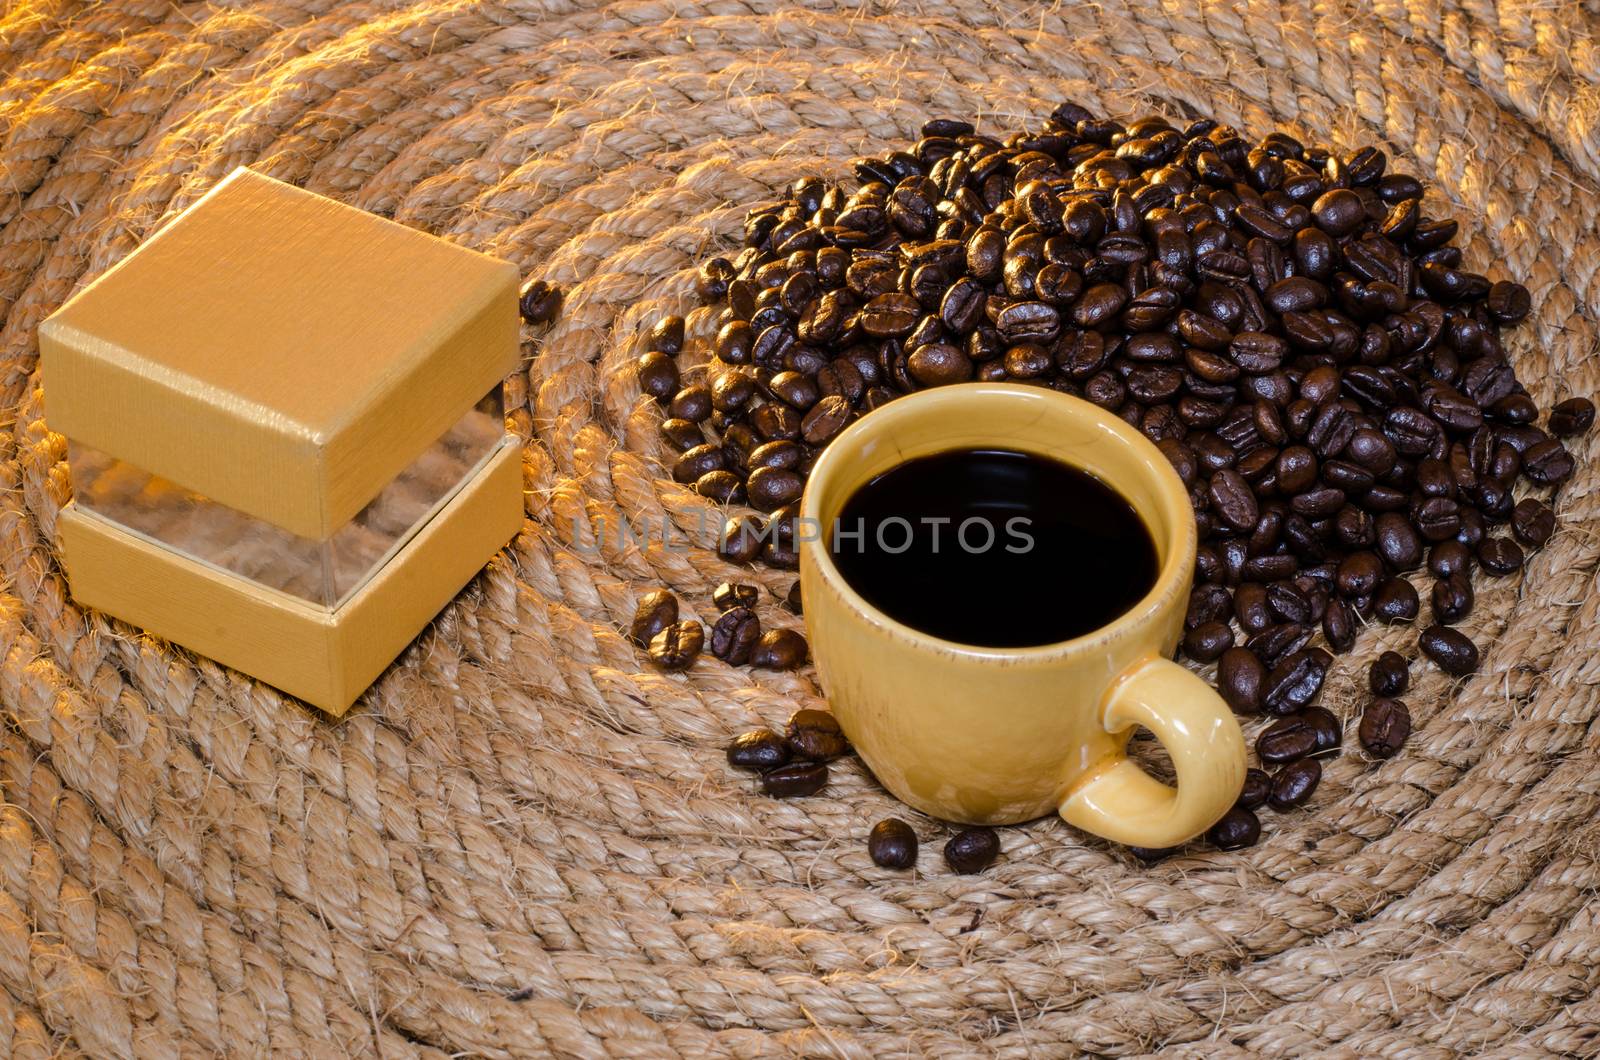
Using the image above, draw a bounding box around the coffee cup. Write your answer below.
[797,382,1245,848]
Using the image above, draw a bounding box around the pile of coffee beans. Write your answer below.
[635,105,1593,857]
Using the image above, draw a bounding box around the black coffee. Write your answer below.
[829,448,1158,647]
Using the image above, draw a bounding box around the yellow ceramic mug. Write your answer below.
[797,382,1245,848]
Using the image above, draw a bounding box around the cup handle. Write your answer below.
[1059,656,1246,849]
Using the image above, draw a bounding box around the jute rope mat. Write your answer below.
[1,1,1598,1055]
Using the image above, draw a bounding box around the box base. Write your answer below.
[58,441,523,715]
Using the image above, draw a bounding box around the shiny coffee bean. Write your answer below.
[1263,647,1331,715]
[754,628,810,670]
[785,708,848,760]
[709,607,761,665]
[1208,807,1261,850]
[1431,572,1473,624]
[1548,397,1595,437]
[629,590,678,648]
[869,819,918,869]
[1420,625,1479,675]
[727,729,792,772]
[649,621,704,670]
[1218,647,1267,713]
[1304,706,1343,755]
[1511,499,1555,547]
[1359,698,1411,758]
[1183,621,1234,662]
[1372,578,1420,624]
[518,279,563,324]
[1477,537,1524,576]
[713,582,759,612]
[944,827,1000,873]
[1369,651,1410,696]
[1428,540,1471,579]
[1258,715,1318,763]
[762,760,828,797]
[1269,759,1321,810]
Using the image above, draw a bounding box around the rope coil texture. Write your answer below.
[1,1,1598,1055]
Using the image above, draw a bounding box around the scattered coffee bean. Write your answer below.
[1511,499,1555,547]
[1208,807,1261,850]
[868,818,918,869]
[649,621,704,670]
[1238,768,1271,810]
[1303,706,1343,755]
[1428,540,1471,579]
[628,589,678,648]
[754,628,810,670]
[762,761,828,797]
[785,708,849,760]
[1373,578,1420,624]
[517,278,563,324]
[710,607,762,665]
[1183,620,1234,662]
[1359,698,1411,758]
[726,729,791,772]
[637,351,679,400]
[944,827,1000,874]
[1369,651,1410,696]
[1549,397,1595,437]
[713,582,759,612]
[1217,647,1267,713]
[1258,715,1318,764]
[1269,759,1322,810]
[1420,624,1480,675]
[785,579,803,614]
[1128,846,1175,862]
[1477,537,1524,576]
[1431,571,1474,624]
[1263,647,1331,715]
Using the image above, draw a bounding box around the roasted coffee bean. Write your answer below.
[1511,499,1556,547]
[1209,469,1259,531]
[1258,715,1318,763]
[1322,597,1356,653]
[719,514,766,564]
[944,827,1000,874]
[1208,807,1261,851]
[1183,620,1234,662]
[727,729,791,772]
[1549,397,1595,437]
[1359,698,1411,758]
[1234,583,1272,633]
[709,607,762,665]
[1239,768,1272,810]
[869,818,918,869]
[1420,624,1479,675]
[629,589,678,648]
[1218,647,1267,713]
[1337,551,1383,598]
[785,708,848,760]
[713,582,759,612]
[1478,536,1524,575]
[1250,622,1313,668]
[1269,759,1321,810]
[696,469,745,503]
[1375,512,1423,571]
[785,579,803,614]
[1304,706,1343,755]
[1263,647,1331,714]
[753,628,809,670]
[1428,540,1471,578]
[747,466,804,512]
[1369,651,1410,696]
[1432,571,1473,624]
[518,279,563,324]
[649,621,704,670]
[1485,280,1531,324]
[637,352,679,400]
[1522,439,1575,485]
[762,761,828,797]
[1372,578,1420,624]
[801,394,854,443]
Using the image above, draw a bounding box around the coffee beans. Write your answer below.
[868,819,918,869]
[1359,698,1411,758]
[649,621,704,670]
[1369,651,1410,696]
[1207,807,1261,850]
[710,607,761,665]
[944,827,1000,874]
[727,729,791,772]
[1257,715,1318,763]
[1420,624,1480,675]
[753,628,809,670]
[638,106,1583,858]
[1238,768,1271,810]
[786,708,849,760]
[517,279,563,324]
[1269,759,1321,810]
[713,582,759,612]
[629,589,678,648]
[762,761,828,798]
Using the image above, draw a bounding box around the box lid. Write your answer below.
[40,167,519,540]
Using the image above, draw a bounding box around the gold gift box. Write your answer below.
[41,167,524,715]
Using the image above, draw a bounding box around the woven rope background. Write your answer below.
[2,1,1599,1055]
